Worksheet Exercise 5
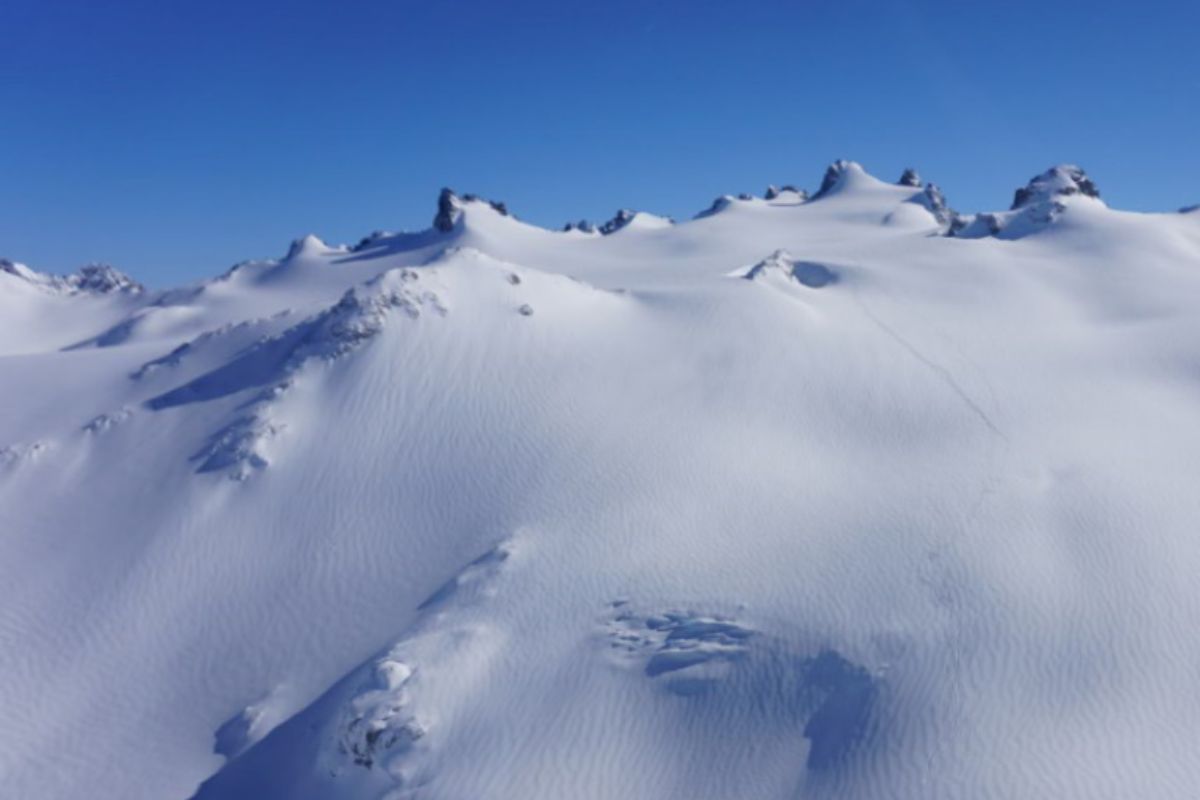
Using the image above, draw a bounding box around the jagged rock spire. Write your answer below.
[434,188,462,232]
[898,168,922,187]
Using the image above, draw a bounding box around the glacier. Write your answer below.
[2,162,1200,799]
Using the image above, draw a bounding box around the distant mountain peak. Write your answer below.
[69,263,143,294]
[1,259,142,295]
[898,168,922,188]
[599,209,637,235]
[1011,164,1101,210]
[284,234,330,260]
[0,258,39,282]
[434,188,512,232]
[811,160,873,200]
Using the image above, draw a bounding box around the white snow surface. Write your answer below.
[3,163,1200,799]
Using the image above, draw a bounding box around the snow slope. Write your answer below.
[3,163,1200,799]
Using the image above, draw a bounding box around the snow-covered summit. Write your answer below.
[433,188,512,232]
[951,164,1107,239]
[597,208,673,234]
[1010,163,1102,210]
[0,258,42,284]
[284,234,338,261]
[1,259,143,295]
[809,159,901,201]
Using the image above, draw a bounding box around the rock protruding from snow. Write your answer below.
[952,164,1105,239]
[697,196,736,218]
[434,188,464,232]
[0,259,42,283]
[598,210,674,234]
[1,259,142,295]
[742,249,838,289]
[284,234,330,261]
[1179,204,1199,215]
[562,220,598,234]
[810,159,876,200]
[348,230,401,253]
[147,267,447,478]
[812,159,854,199]
[599,209,636,235]
[910,183,956,229]
[765,184,808,203]
[434,188,511,232]
[1011,164,1102,210]
[605,604,755,695]
[898,168,922,188]
[461,193,509,217]
[68,264,143,294]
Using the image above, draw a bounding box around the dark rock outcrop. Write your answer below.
[434,188,511,232]
[1011,165,1101,210]
[916,183,956,228]
[765,184,807,201]
[898,168,922,188]
[811,160,854,200]
[69,264,143,294]
[599,209,636,235]
[433,188,461,232]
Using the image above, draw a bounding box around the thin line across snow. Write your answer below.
[852,288,1008,442]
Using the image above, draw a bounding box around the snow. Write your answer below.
[3,162,1200,799]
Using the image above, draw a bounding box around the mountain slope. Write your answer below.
[3,163,1200,800]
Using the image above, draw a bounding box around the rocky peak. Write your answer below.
[898,168,922,188]
[434,188,511,232]
[599,209,636,235]
[433,188,464,232]
[2,259,142,294]
[284,235,328,261]
[66,264,143,294]
[1011,165,1101,210]
[0,258,35,281]
[918,183,955,227]
[765,185,808,202]
[811,159,862,200]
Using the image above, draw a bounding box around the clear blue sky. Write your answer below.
[2,0,1197,286]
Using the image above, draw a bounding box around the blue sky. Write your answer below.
[2,0,1197,285]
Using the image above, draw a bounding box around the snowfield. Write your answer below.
[3,162,1200,799]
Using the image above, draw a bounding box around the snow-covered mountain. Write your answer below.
[3,161,1200,800]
